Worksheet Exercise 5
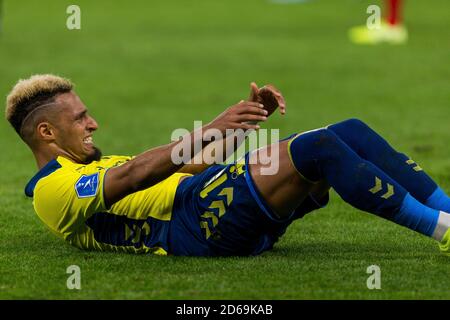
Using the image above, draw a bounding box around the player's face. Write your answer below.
[53,91,102,164]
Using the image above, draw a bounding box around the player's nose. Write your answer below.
[87,116,98,131]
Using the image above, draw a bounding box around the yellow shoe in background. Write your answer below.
[348,22,408,45]
[439,228,450,256]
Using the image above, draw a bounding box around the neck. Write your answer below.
[34,150,59,170]
[33,145,74,169]
[33,145,93,169]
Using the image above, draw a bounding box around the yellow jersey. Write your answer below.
[25,155,191,255]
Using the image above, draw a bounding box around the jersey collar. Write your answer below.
[25,159,62,198]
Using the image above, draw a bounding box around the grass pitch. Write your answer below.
[0,0,449,299]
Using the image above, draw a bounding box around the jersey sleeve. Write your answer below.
[33,168,108,239]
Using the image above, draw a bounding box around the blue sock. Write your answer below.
[328,119,438,203]
[426,187,450,213]
[397,193,439,236]
[288,128,439,237]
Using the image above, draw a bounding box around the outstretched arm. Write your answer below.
[177,82,287,174]
[103,100,267,207]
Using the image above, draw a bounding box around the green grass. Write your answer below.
[1,0,450,299]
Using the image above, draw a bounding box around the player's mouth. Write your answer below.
[83,136,94,146]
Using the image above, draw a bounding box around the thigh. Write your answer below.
[248,139,327,219]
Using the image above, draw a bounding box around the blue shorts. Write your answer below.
[168,155,329,256]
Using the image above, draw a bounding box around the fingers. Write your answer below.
[239,122,260,130]
[237,113,268,123]
[235,100,266,112]
[279,103,286,115]
[237,105,268,116]
[251,82,259,94]
[271,90,286,108]
[260,84,287,115]
[261,84,281,96]
[238,100,264,108]
[260,85,281,98]
[276,95,286,115]
[249,82,259,102]
[234,102,268,123]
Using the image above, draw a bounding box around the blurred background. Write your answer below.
[1,1,449,164]
[0,0,449,299]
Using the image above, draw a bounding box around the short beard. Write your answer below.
[82,146,103,164]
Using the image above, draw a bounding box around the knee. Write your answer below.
[292,128,339,154]
[289,128,340,181]
[338,118,370,133]
[289,129,335,181]
[306,128,339,147]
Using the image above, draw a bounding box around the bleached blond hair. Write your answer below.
[5,74,73,138]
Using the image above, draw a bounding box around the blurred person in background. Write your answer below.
[349,0,408,45]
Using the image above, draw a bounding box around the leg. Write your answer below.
[250,129,440,238]
[386,0,402,25]
[328,118,450,213]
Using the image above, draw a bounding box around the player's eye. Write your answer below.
[75,111,88,121]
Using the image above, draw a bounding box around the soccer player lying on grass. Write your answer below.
[5,74,450,256]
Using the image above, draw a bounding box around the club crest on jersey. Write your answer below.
[75,173,99,198]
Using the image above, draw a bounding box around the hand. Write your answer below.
[249,82,286,116]
[207,100,268,135]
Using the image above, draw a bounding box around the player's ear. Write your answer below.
[36,122,57,141]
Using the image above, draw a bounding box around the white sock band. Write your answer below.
[432,211,450,241]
